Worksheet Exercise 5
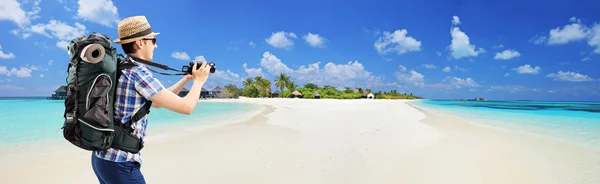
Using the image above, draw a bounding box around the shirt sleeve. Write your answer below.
[131,67,166,100]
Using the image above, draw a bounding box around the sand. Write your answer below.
[1,98,599,184]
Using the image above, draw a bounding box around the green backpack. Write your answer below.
[61,32,151,153]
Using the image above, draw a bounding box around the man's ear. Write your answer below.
[134,40,143,49]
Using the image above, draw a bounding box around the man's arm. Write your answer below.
[152,76,192,108]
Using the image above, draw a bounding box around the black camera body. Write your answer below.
[182,61,216,75]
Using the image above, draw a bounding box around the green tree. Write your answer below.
[303,83,319,90]
[243,78,254,89]
[287,81,298,91]
[222,84,243,98]
[274,73,290,93]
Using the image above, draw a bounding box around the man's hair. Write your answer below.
[121,42,137,54]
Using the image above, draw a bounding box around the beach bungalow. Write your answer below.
[178,87,189,97]
[313,91,321,99]
[291,90,303,98]
[211,86,222,98]
[49,86,67,100]
[271,90,280,98]
[200,87,210,99]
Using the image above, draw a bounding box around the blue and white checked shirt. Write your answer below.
[93,57,165,165]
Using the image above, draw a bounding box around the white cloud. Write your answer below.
[48,60,54,65]
[504,73,510,77]
[40,74,44,78]
[171,52,190,60]
[26,64,48,71]
[512,64,541,74]
[453,65,467,72]
[442,66,451,72]
[249,41,256,47]
[448,16,485,59]
[303,32,325,47]
[0,65,33,77]
[446,76,479,88]
[0,0,41,27]
[420,64,436,69]
[0,44,16,59]
[255,52,379,88]
[534,17,600,53]
[436,52,442,56]
[194,56,206,62]
[546,71,595,82]
[56,41,69,50]
[529,35,548,45]
[494,49,521,60]
[374,29,422,55]
[485,85,531,93]
[203,69,244,88]
[395,65,424,87]
[492,44,504,49]
[548,90,556,93]
[589,24,600,53]
[242,63,263,78]
[0,84,25,91]
[259,52,294,75]
[452,16,461,25]
[76,0,120,27]
[582,57,591,61]
[26,20,88,42]
[547,19,589,45]
[236,52,382,89]
[265,31,297,49]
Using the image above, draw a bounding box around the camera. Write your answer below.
[182,61,216,75]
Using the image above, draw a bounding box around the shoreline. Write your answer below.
[406,101,600,184]
[408,100,600,153]
[1,98,599,183]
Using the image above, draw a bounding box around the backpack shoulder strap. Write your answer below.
[122,101,153,133]
[115,55,153,133]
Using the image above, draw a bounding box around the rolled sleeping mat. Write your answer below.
[80,43,105,64]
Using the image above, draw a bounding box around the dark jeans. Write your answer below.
[91,154,145,184]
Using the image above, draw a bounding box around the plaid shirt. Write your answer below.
[93,57,165,165]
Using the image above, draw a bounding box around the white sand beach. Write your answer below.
[2,98,600,184]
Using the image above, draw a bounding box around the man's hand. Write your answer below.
[192,62,211,84]
[183,75,193,82]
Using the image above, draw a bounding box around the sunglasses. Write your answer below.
[142,38,156,45]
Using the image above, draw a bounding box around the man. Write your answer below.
[91,15,211,184]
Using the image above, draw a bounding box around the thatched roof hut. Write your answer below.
[213,86,222,92]
[54,86,67,93]
[361,91,370,98]
[313,91,321,99]
[291,90,302,98]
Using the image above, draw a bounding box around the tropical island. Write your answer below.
[218,73,423,100]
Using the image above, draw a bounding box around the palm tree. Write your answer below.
[243,77,254,88]
[274,73,290,92]
[286,81,298,91]
[254,76,271,97]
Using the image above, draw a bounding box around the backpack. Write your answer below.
[61,32,152,154]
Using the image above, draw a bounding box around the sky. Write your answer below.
[0,0,599,101]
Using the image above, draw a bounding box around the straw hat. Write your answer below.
[114,16,160,44]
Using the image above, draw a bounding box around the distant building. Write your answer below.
[200,87,210,98]
[271,90,280,98]
[313,91,321,99]
[178,88,189,97]
[48,86,67,100]
[211,86,222,98]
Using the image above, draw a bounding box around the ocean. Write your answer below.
[0,97,261,149]
[412,99,600,150]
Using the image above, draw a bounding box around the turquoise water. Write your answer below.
[412,100,600,150]
[0,98,259,149]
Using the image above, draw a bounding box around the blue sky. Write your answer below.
[1,0,599,101]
